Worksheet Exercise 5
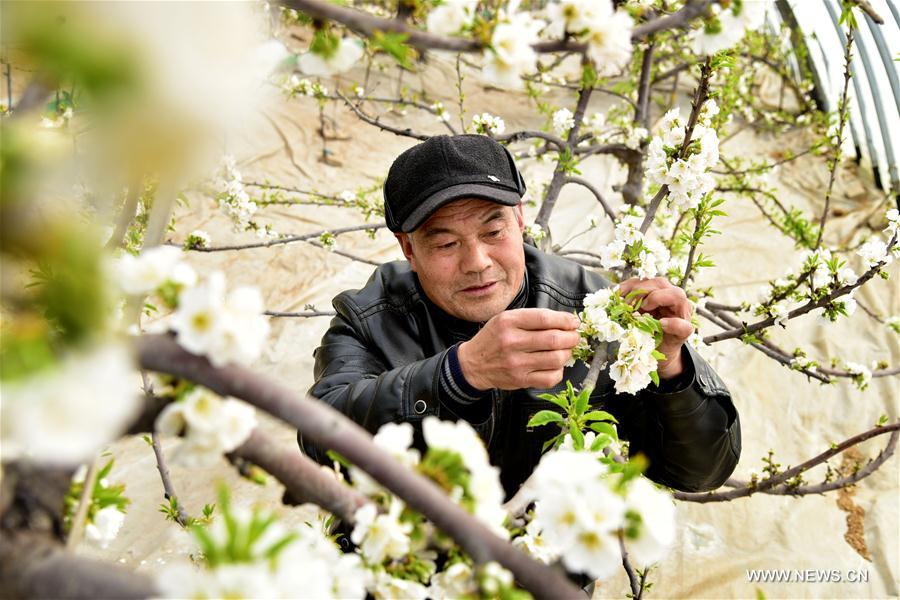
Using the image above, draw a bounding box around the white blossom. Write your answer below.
[857,238,893,269]
[845,361,872,390]
[1,343,140,466]
[524,223,545,243]
[693,1,771,55]
[886,208,899,236]
[770,302,789,326]
[156,388,257,468]
[351,499,412,564]
[171,271,270,367]
[429,562,477,599]
[623,477,675,567]
[426,0,477,36]
[552,108,575,136]
[298,37,364,76]
[350,422,420,496]
[423,417,508,535]
[472,112,506,135]
[112,246,187,295]
[483,12,544,89]
[529,450,625,580]
[85,506,126,548]
[372,572,429,600]
[610,327,658,394]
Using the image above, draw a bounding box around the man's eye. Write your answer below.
[485,229,503,238]
[437,241,456,249]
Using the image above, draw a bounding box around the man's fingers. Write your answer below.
[518,329,581,352]
[659,317,694,340]
[617,277,667,300]
[641,288,690,318]
[507,308,580,331]
[524,368,566,390]
[517,349,574,371]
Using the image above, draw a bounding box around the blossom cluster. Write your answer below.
[646,101,721,212]
[155,387,257,468]
[597,206,672,279]
[1,343,141,466]
[298,36,363,76]
[471,112,506,136]
[157,498,369,599]
[552,108,574,137]
[573,287,666,394]
[343,418,511,596]
[544,0,634,76]
[171,270,270,368]
[113,246,270,367]
[282,74,329,99]
[693,0,771,56]
[426,0,478,36]
[525,449,675,579]
[214,155,259,233]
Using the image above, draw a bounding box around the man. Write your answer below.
[300,134,740,498]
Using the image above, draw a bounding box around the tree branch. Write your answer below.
[150,433,190,527]
[136,334,583,599]
[0,532,158,599]
[230,429,368,524]
[186,223,387,252]
[674,422,900,503]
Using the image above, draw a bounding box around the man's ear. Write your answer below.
[395,233,418,272]
[513,204,525,233]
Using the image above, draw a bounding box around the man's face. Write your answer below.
[396,198,526,323]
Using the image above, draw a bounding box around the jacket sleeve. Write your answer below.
[603,344,741,492]
[299,302,488,464]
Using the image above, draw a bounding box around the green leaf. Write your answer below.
[583,410,618,424]
[650,370,660,387]
[590,433,612,452]
[527,410,564,428]
[573,387,590,416]
[568,422,585,450]
[589,422,618,438]
[370,31,415,69]
[537,392,568,411]
[542,433,563,453]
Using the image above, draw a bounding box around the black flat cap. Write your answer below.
[383,134,526,233]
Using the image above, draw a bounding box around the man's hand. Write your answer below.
[617,277,694,379]
[457,308,581,391]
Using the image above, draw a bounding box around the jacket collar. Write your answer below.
[416,268,530,339]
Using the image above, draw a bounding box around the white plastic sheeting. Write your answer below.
[776,0,900,195]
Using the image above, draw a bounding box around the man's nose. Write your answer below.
[461,241,492,274]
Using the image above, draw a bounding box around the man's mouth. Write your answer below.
[460,281,497,295]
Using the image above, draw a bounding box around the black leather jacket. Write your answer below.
[300,244,741,497]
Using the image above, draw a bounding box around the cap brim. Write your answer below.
[400,183,522,233]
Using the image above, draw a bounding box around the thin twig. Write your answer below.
[185,223,387,253]
[150,434,189,526]
[65,459,98,549]
[815,28,854,249]
[702,235,896,344]
[674,422,900,502]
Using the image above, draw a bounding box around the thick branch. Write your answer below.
[0,532,158,599]
[281,0,711,55]
[136,335,582,599]
[231,430,368,524]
